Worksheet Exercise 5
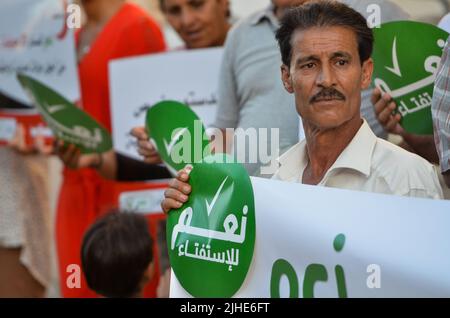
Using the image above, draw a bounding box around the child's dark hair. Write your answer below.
[81,211,153,298]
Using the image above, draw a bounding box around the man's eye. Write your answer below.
[336,60,348,66]
[301,63,315,69]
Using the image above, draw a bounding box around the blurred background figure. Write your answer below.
[57,0,233,180]
[55,0,165,298]
[56,0,234,299]
[432,36,450,188]
[159,0,231,49]
[0,129,51,297]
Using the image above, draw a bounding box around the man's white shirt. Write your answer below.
[273,120,444,199]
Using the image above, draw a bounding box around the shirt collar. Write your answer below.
[276,139,307,182]
[250,4,279,29]
[276,119,377,182]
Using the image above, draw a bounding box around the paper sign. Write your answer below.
[110,48,222,159]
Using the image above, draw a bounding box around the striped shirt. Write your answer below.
[432,36,450,173]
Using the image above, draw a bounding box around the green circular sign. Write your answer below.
[146,100,211,174]
[372,21,449,135]
[167,154,255,297]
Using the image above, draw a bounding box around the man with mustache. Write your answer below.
[271,1,442,194]
[209,0,409,177]
[161,1,443,214]
[133,0,408,177]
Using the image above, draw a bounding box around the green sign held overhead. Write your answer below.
[146,100,211,175]
[17,73,112,153]
[167,153,255,297]
[372,21,449,135]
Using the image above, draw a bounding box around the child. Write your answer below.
[81,211,154,298]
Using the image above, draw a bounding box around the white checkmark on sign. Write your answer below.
[163,127,188,155]
[385,37,402,77]
[205,176,229,216]
[47,104,67,114]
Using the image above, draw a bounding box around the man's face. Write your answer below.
[281,26,373,130]
[162,0,229,49]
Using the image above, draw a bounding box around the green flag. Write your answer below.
[372,21,449,135]
[17,73,112,153]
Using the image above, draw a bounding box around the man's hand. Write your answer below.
[130,126,162,164]
[161,166,192,214]
[371,87,404,135]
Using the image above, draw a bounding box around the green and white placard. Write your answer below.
[17,73,112,153]
[146,100,211,174]
[372,21,449,135]
[167,153,255,297]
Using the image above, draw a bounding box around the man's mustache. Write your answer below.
[310,87,346,103]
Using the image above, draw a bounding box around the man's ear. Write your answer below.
[281,64,294,93]
[361,58,374,90]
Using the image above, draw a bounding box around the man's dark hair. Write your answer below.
[81,211,153,298]
[275,0,373,66]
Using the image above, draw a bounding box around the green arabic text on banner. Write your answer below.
[146,100,211,174]
[372,21,449,135]
[167,153,255,297]
[17,73,112,153]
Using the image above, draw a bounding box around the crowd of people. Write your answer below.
[1,0,449,298]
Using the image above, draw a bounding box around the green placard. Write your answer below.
[17,73,112,153]
[372,21,449,135]
[146,100,211,174]
[167,153,255,297]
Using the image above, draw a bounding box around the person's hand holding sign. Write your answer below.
[161,165,192,214]
[371,87,438,163]
[130,126,162,164]
[9,123,53,155]
[371,87,404,135]
[55,140,109,170]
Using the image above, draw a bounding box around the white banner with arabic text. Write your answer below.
[171,177,450,297]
